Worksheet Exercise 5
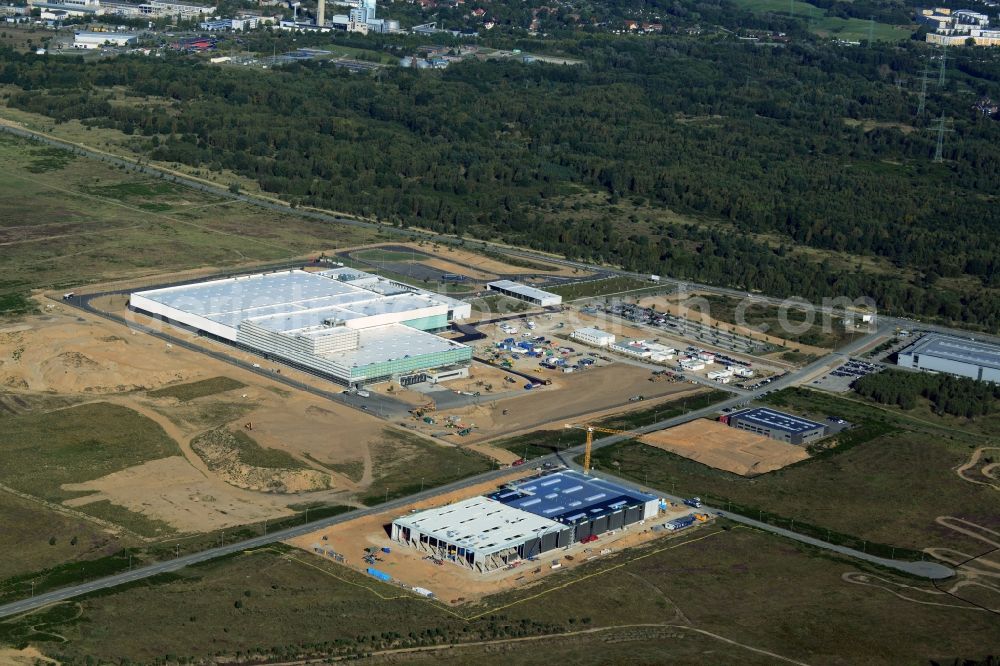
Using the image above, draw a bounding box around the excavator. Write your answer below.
[409,399,437,419]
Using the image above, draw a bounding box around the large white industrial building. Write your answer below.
[391,470,659,572]
[72,30,137,48]
[897,334,1000,383]
[130,267,473,386]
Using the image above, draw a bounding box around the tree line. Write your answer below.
[854,368,1000,417]
[0,34,998,329]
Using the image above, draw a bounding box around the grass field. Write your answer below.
[0,402,180,503]
[362,430,494,505]
[549,277,654,301]
[590,388,997,554]
[351,248,426,263]
[147,377,246,402]
[489,391,730,461]
[730,0,913,42]
[0,133,375,310]
[5,528,997,663]
[698,294,863,349]
[0,494,134,582]
[594,390,730,430]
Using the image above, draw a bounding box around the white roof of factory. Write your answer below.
[901,333,1000,371]
[319,323,467,369]
[393,496,563,556]
[488,280,560,302]
[133,269,456,333]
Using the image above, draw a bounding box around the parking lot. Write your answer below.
[810,358,884,393]
[589,303,774,355]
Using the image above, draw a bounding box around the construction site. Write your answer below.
[0,240,811,560]
[286,466,712,603]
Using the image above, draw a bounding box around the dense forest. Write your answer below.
[854,368,1000,417]
[1,30,998,329]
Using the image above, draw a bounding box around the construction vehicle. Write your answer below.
[409,400,437,419]
[564,422,648,474]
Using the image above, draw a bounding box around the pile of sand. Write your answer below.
[0,315,197,393]
[640,419,808,476]
[191,429,333,494]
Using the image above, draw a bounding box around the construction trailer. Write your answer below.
[571,327,616,347]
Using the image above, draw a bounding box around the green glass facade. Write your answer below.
[402,314,449,331]
[350,346,473,381]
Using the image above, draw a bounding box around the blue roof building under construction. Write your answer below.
[490,470,659,543]
[391,470,660,572]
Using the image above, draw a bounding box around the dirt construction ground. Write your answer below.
[285,470,700,605]
[410,368,706,444]
[405,243,586,278]
[640,419,809,476]
[0,300,394,533]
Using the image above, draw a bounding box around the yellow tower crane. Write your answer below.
[564,423,644,475]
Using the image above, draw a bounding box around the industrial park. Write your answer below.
[0,0,999,651]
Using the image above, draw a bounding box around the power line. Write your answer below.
[867,16,874,47]
[938,48,947,86]
[917,68,932,117]
[931,113,954,163]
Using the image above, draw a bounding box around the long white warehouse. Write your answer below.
[486,280,562,307]
[130,268,473,386]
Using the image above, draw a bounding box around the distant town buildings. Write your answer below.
[27,0,216,19]
[277,0,400,34]
[921,7,1000,46]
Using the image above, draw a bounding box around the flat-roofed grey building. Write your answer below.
[897,334,1000,383]
[722,407,827,445]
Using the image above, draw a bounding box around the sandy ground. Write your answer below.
[417,256,499,282]
[285,470,698,604]
[236,397,389,488]
[418,367,704,443]
[638,295,830,356]
[640,420,809,476]
[411,243,585,277]
[63,456,295,532]
[0,303,389,533]
[0,647,58,665]
[0,307,199,393]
